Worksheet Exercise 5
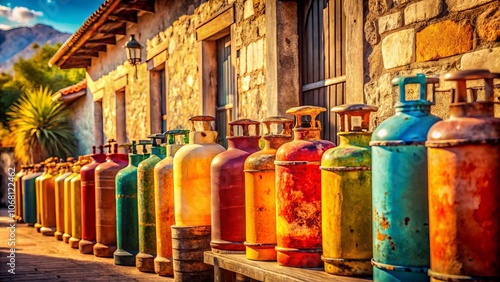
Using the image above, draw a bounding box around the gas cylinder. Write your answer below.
[63,159,79,243]
[23,164,42,226]
[154,129,189,276]
[40,162,59,236]
[34,161,48,232]
[136,133,166,273]
[69,159,87,249]
[79,146,106,254]
[370,74,440,281]
[172,115,225,281]
[54,162,73,241]
[94,140,128,257]
[244,116,293,261]
[114,141,143,266]
[211,119,261,254]
[275,106,335,268]
[426,70,500,281]
[321,104,378,276]
[14,165,27,222]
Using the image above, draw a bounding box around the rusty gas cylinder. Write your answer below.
[426,70,500,282]
[275,106,336,267]
[370,74,440,282]
[69,159,87,249]
[321,104,378,276]
[34,161,48,232]
[211,119,261,254]
[136,134,166,273]
[40,162,58,236]
[79,146,106,254]
[172,116,225,281]
[115,142,143,266]
[94,140,128,257]
[154,129,189,276]
[54,162,73,241]
[14,165,28,222]
[23,164,42,226]
[244,116,293,261]
[63,159,79,243]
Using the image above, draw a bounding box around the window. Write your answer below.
[299,0,346,143]
[150,66,167,134]
[215,35,235,147]
[94,99,104,146]
[115,89,127,152]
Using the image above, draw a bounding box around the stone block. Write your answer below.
[381,29,415,69]
[416,20,473,62]
[378,12,403,34]
[246,42,254,73]
[242,75,251,91]
[368,0,393,16]
[461,48,500,73]
[239,46,247,75]
[404,0,442,25]
[365,20,380,46]
[244,0,255,20]
[254,38,264,70]
[446,0,495,12]
[477,7,500,42]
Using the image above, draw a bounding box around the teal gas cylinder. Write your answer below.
[114,141,144,266]
[370,74,440,281]
[22,165,42,225]
[136,133,166,273]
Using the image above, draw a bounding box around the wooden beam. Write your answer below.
[87,36,116,45]
[98,22,126,35]
[73,51,99,58]
[108,12,138,23]
[196,6,234,41]
[60,60,91,69]
[81,45,107,52]
[121,0,155,13]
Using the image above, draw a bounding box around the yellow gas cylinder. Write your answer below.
[34,162,48,232]
[172,116,225,281]
[40,161,58,236]
[54,162,73,240]
[154,129,189,276]
[244,116,293,261]
[63,159,79,243]
[69,159,87,248]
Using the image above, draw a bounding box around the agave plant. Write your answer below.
[8,87,76,164]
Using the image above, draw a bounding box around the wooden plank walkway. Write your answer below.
[204,251,372,282]
[0,208,172,281]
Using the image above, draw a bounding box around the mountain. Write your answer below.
[0,24,71,73]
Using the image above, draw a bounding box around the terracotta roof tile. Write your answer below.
[59,80,87,96]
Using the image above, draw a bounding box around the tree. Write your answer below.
[8,87,76,164]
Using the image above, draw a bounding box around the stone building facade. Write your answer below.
[49,0,499,152]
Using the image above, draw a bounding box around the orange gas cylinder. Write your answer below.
[211,119,261,253]
[54,162,73,241]
[40,162,59,236]
[154,130,189,276]
[79,146,106,254]
[63,159,79,243]
[275,106,336,267]
[34,161,49,232]
[69,159,87,249]
[94,140,128,257]
[244,117,293,261]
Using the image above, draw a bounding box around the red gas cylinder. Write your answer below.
[79,145,106,254]
[93,140,128,257]
[275,106,335,267]
[211,119,261,253]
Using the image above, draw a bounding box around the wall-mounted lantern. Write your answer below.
[123,34,143,79]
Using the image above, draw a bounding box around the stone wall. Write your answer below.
[68,93,95,156]
[87,0,268,144]
[364,0,500,127]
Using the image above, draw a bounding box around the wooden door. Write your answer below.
[299,0,346,143]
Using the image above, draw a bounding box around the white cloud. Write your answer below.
[0,24,11,30]
[0,5,43,24]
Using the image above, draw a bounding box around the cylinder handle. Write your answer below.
[444,69,498,103]
[228,119,260,137]
[164,129,190,144]
[331,104,378,132]
[138,140,152,154]
[92,146,96,154]
[286,105,326,129]
[98,145,104,154]
[261,116,293,136]
[392,74,440,104]
[189,115,215,131]
[147,133,166,147]
[119,143,132,153]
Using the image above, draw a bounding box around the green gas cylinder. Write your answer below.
[114,141,145,266]
[136,133,166,273]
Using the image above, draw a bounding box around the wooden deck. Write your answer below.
[204,251,372,282]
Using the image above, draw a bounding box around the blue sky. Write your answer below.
[0,0,103,33]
